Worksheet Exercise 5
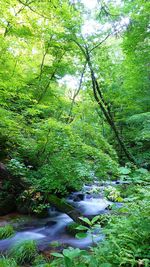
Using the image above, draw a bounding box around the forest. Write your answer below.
[0,0,149,266]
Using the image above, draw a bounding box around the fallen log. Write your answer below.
[47,195,88,226]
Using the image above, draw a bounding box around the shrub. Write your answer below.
[0,225,15,240]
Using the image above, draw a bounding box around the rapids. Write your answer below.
[0,180,123,252]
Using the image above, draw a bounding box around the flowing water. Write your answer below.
[0,180,123,252]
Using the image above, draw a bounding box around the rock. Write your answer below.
[73,193,84,202]
[46,220,56,227]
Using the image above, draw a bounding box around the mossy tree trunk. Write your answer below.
[47,195,88,226]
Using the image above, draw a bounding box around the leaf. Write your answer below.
[119,167,131,175]
[116,196,123,202]
[91,215,100,225]
[63,248,83,259]
[51,252,64,258]
[79,217,91,225]
[76,225,89,231]
[75,232,88,239]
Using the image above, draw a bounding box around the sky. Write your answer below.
[81,0,98,9]
[60,0,128,91]
[81,0,122,9]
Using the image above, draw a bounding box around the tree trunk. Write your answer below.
[73,40,136,165]
[85,50,136,165]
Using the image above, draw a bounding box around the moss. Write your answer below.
[0,224,15,239]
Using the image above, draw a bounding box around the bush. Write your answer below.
[10,240,38,265]
[0,225,15,240]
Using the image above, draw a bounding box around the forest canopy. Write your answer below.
[0,0,149,266]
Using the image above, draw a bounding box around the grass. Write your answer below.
[0,256,18,267]
[10,240,38,265]
[0,225,15,240]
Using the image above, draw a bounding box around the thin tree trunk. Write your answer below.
[86,50,136,164]
[73,39,136,164]
[67,62,87,123]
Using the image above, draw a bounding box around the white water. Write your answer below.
[0,180,122,252]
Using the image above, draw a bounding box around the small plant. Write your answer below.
[0,225,15,240]
[7,158,28,177]
[0,256,18,267]
[52,247,87,267]
[50,241,61,248]
[104,186,122,202]
[10,240,38,265]
[32,254,48,266]
[75,216,102,245]
[89,187,101,194]
[66,222,85,236]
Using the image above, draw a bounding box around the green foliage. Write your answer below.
[119,166,131,175]
[66,222,84,236]
[51,247,87,267]
[32,254,48,266]
[51,176,150,267]
[7,159,28,177]
[92,187,150,266]
[0,225,15,240]
[10,240,38,265]
[104,186,122,202]
[16,187,49,216]
[0,257,18,267]
[0,1,149,266]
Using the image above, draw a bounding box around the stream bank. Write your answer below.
[0,180,123,253]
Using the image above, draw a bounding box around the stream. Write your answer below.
[0,180,123,253]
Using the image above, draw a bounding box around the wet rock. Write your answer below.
[73,194,84,202]
[46,220,57,227]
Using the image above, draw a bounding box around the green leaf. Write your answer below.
[79,217,91,225]
[75,232,88,239]
[91,215,100,225]
[119,167,131,175]
[76,225,89,231]
[63,248,83,259]
[51,252,64,258]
